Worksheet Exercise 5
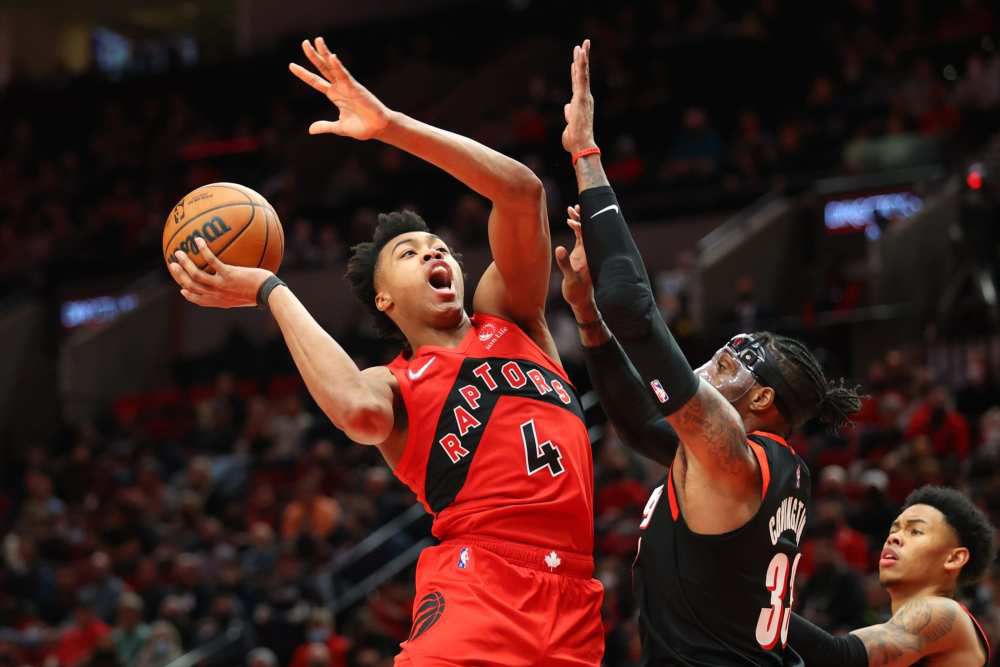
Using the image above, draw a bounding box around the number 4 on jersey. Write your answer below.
[521,419,565,477]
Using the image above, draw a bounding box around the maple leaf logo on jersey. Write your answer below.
[544,551,561,571]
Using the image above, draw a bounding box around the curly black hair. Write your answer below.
[345,210,463,342]
[904,485,997,586]
[753,331,863,433]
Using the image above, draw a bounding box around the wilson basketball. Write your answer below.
[162,183,284,274]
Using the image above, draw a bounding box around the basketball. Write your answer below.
[162,182,284,274]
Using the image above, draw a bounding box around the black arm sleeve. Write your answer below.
[579,185,700,416]
[788,614,869,667]
[582,336,680,467]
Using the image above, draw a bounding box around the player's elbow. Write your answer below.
[503,169,545,205]
[340,397,394,445]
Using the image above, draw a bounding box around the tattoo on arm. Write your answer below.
[667,381,751,477]
[574,155,610,192]
[854,598,958,666]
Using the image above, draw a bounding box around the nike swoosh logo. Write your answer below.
[590,204,619,219]
[407,357,436,381]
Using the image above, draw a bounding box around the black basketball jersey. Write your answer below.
[634,431,810,666]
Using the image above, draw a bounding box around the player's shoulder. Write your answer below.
[894,596,978,649]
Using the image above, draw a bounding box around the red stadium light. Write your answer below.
[967,170,983,190]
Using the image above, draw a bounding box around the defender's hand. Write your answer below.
[562,39,597,155]
[554,205,596,315]
[289,37,391,140]
[169,238,272,308]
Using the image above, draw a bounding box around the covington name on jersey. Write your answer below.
[768,496,807,546]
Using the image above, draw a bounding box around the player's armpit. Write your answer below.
[667,380,757,486]
[337,366,397,446]
[473,187,554,342]
[852,597,962,666]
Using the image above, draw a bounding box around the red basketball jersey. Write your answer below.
[386,314,595,557]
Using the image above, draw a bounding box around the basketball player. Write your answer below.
[167,38,603,666]
[558,39,862,664]
[789,485,994,666]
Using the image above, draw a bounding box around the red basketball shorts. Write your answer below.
[394,539,605,666]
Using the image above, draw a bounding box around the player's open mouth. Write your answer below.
[427,261,455,297]
[879,547,899,566]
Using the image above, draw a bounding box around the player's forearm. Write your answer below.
[379,111,542,206]
[574,154,610,193]
[788,614,869,667]
[267,286,390,441]
[582,332,679,466]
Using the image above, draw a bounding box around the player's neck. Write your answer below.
[403,315,472,353]
[887,582,954,614]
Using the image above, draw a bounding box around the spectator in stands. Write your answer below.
[282,471,342,544]
[110,593,148,667]
[905,383,971,462]
[131,622,181,667]
[720,275,776,335]
[50,595,110,667]
[663,107,724,181]
[289,609,349,667]
[247,647,278,667]
[797,522,868,635]
[80,554,123,625]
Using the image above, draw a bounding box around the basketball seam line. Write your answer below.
[185,203,258,270]
[256,207,270,269]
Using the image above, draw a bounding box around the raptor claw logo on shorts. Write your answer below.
[408,591,445,641]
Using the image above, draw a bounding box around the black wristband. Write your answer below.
[256,275,286,310]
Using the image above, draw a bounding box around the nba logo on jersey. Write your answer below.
[795,465,801,489]
[650,380,669,404]
[457,547,470,570]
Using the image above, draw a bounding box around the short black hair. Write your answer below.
[345,210,462,341]
[903,485,997,586]
[753,332,863,433]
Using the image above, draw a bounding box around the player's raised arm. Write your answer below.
[290,38,551,343]
[555,206,680,466]
[563,40,754,489]
[168,240,395,446]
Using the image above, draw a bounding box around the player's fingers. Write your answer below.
[169,261,209,295]
[314,37,343,82]
[309,120,342,135]
[554,246,573,275]
[327,53,353,84]
[289,63,330,93]
[568,205,580,221]
[173,249,217,288]
[302,40,334,81]
[564,103,571,123]
[193,238,228,280]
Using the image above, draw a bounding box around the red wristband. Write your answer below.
[572,146,601,165]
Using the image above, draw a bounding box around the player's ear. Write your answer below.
[749,386,775,414]
[375,290,393,313]
[944,546,970,575]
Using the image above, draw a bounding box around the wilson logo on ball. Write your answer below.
[177,216,233,254]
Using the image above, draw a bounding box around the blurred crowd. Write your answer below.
[3,1,1000,667]
[2,320,1000,667]
[1,0,999,301]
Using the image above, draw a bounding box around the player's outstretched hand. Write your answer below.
[289,37,391,140]
[562,39,596,155]
[168,238,272,308]
[554,204,595,313]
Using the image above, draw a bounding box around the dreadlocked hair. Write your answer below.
[345,210,463,342]
[753,331,863,433]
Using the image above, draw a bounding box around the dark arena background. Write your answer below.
[2,1,1000,665]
